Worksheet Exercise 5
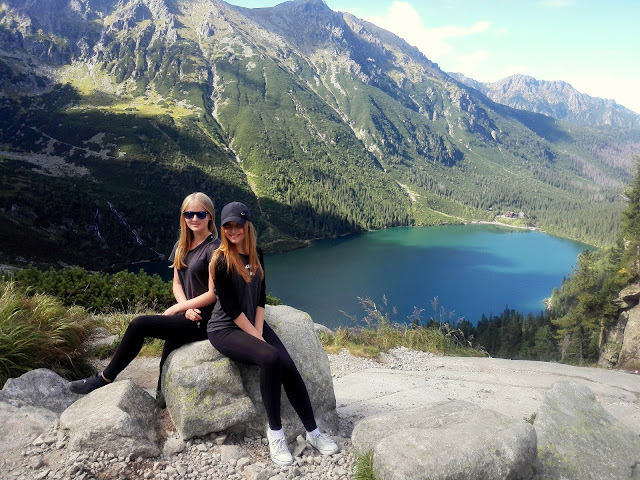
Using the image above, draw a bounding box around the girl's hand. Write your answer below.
[163,305,180,316]
[185,308,202,322]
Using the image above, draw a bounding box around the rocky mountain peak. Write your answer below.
[451,72,640,128]
[233,0,346,53]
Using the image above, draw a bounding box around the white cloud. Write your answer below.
[364,2,491,62]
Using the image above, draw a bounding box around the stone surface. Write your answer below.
[162,340,257,439]
[59,379,159,457]
[0,368,80,414]
[162,305,339,439]
[1,346,639,480]
[0,369,76,455]
[352,400,537,480]
[598,309,628,368]
[333,355,640,436]
[612,284,640,308]
[0,400,57,454]
[535,380,640,480]
[219,444,247,463]
[162,436,185,457]
[619,303,640,368]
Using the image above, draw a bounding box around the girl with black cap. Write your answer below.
[207,202,338,466]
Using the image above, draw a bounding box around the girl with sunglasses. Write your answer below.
[69,192,221,401]
[207,202,338,466]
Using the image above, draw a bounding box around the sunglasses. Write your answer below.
[183,211,209,220]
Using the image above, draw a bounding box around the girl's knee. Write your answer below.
[128,315,154,334]
[262,347,281,368]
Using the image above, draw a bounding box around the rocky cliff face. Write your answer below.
[599,284,640,369]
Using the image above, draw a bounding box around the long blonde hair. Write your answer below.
[171,192,218,270]
[211,221,263,283]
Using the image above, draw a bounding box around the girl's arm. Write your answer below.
[234,311,264,341]
[164,272,217,316]
[254,306,265,336]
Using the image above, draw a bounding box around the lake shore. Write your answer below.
[469,219,539,231]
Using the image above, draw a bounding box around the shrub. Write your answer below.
[11,266,173,313]
[0,281,95,387]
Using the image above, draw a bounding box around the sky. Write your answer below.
[226,0,640,114]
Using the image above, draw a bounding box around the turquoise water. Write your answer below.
[263,224,593,329]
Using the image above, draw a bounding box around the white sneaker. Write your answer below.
[306,431,339,455]
[267,429,293,466]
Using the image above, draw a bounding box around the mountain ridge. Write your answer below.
[450,72,640,129]
[0,0,637,270]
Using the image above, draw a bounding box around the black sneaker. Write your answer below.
[68,372,109,394]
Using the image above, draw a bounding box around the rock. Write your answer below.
[236,456,252,469]
[618,304,640,368]
[162,341,256,439]
[236,305,339,434]
[220,444,248,463]
[162,436,185,457]
[352,400,536,480]
[244,462,274,480]
[292,436,309,457]
[0,400,57,455]
[60,380,159,457]
[598,308,627,368]
[0,368,79,414]
[313,323,332,335]
[612,285,640,308]
[163,305,339,439]
[535,380,640,480]
[0,369,71,455]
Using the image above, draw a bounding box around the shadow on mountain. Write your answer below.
[494,102,571,143]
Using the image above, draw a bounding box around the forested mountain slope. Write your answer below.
[0,0,636,269]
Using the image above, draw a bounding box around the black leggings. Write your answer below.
[208,322,317,432]
[103,314,208,391]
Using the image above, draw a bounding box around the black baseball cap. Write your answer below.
[220,202,251,226]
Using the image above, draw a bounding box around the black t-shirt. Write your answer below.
[207,247,267,333]
[168,234,221,322]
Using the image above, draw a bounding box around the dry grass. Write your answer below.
[319,296,484,358]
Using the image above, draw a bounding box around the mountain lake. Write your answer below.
[129,224,594,329]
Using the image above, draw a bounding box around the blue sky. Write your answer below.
[226,0,640,114]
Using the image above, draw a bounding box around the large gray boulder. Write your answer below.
[0,368,80,414]
[352,400,537,480]
[60,379,159,457]
[0,369,78,454]
[535,380,640,480]
[163,305,338,439]
[162,341,257,439]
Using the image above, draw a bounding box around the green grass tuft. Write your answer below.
[0,281,96,387]
[353,451,377,480]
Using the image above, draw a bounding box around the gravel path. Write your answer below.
[4,348,429,480]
